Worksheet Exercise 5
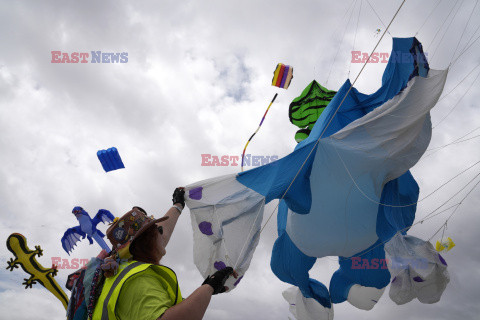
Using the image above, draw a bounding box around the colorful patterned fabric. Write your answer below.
[289,80,336,143]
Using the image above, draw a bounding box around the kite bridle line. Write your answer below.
[348,0,363,79]
[415,0,444,37]
[425,0,461,52]
[327,109,480,259]
[315,0,357,82]
[422,127,480,160]
[449,0,479,65]
[365,0,392,37]
[433,67,480,129]
[326,0,359,86]
[333,137,480,208]
[430,0,463,63]
[329,170,480,263]
[451,30,480,67]
[427,176,480,242]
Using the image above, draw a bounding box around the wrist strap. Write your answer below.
[172,205,183,214]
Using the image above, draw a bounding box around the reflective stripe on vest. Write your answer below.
[92,260,182,320]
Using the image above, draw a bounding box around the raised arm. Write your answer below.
[157,187,185,246]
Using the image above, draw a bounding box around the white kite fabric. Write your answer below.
[185,174,265,292]
[283,287,334,320]
[385,233,450,305]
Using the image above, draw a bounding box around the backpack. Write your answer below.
[66,258,106,320]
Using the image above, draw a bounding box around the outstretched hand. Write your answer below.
[202,267,238,295]
[172,187,185,208]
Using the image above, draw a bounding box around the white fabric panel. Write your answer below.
[384,233,450,305]
[287,69,448,258]
[347,284,386,310]
[283,286,334,320]
[185,174,265,292]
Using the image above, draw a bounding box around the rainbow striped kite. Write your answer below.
[272,63,293,89]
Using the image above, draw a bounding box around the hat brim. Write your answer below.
[131,216,169,243]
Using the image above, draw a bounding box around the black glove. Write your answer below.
[202,267,234,295]
[172,187,185,208]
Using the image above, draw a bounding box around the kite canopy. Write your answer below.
[185,37,449,319]
[289,80,337,143]
[97,147,125,172]
[272,63,294,89]
[61,207,114,255]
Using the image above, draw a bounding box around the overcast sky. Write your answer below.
[1,0,479,319]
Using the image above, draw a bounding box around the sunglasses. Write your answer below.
[157,225,163,235]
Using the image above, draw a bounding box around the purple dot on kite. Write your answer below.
[234,276,243,286]
[214,261,226,271]
[438,254,447,266]
[198,221,213,235]
[413,276,424,282]
[189,187,203,200]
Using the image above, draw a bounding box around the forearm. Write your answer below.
[159,203,182,246]
[159,284,213,320]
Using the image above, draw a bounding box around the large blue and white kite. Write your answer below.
[185,38,450,319]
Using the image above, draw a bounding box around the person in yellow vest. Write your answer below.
[92,188,236,320]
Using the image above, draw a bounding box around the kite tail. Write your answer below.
[241,93,278,172]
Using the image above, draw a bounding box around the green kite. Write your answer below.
[289,80,336,143]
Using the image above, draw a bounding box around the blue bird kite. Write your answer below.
[61,207,115,255]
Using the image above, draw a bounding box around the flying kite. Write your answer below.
[241,63,293,171]
[61,207,115,255]
[436,237,455,252]
[97,147,125,172]
[289,80,337,143]
[272,63,294,89]
[6,233,69,310]
[185,37,450,319]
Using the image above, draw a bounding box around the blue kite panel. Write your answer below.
[97,147,125,172]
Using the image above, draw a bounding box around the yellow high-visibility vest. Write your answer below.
[92,260,182,320]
